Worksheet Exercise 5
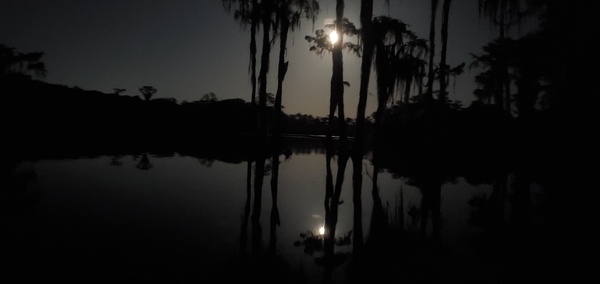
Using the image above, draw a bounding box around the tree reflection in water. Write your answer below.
[4,135,581,283]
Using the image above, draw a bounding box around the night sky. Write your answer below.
[1,0,538,117]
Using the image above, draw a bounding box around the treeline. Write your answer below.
[3,76,356,152]
[5,75,562,169]
[376,103,536,184]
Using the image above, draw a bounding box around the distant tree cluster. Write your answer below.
[200,92,218,103]
[1,44,47,79]
[139,86,157,101]
[469,0,599,119]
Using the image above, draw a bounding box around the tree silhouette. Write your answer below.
[223,0,261,105]
[425,0,439,103]
[372,16,426,128]
[251,155,267,257]
[323,142,350,282]
[113,88,126,95]
[268,143,292,254]
[1,44,47,79]
[351,1,374,256]
[257,0,275,142]
[306,22,359,254]
[511,34,546,118]
[200,92,218,103]
[305,18,360,56]
[135,152,153,170]
[440,62,465,95]
[478,0,528,39]
[477,0,533,112]
[240,159,253,256]
[398,39,428,105]
[305,15,359,154]
[353,0,374,159]
[139,86,157,101]
[471,34,549,118]
[272,0,320,137]
[438,0,452,103]
[471,38,514,109]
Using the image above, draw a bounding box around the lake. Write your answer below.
[2,137,580,283]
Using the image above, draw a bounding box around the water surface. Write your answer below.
[3,139,558,283]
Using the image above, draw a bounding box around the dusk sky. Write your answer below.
[1,0,538,117]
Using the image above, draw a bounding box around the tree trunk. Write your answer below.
[426,0,439,103]
[374,39,388,140]
[404,74,413,104]
[439,0,451,103]
[331,0,347,152]
[350,0,373,257]
[503,64,511,113]
[325,2,346,281]
[499,9,511,113]
[258,0,272,143]
[250,0,258,105]
[274,17,289,139]
[354,0,374,157]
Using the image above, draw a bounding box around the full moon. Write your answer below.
[329,31,338,44]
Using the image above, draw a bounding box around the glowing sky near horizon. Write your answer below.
[0,0,538,117]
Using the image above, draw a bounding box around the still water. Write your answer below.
[4,139,549,283]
